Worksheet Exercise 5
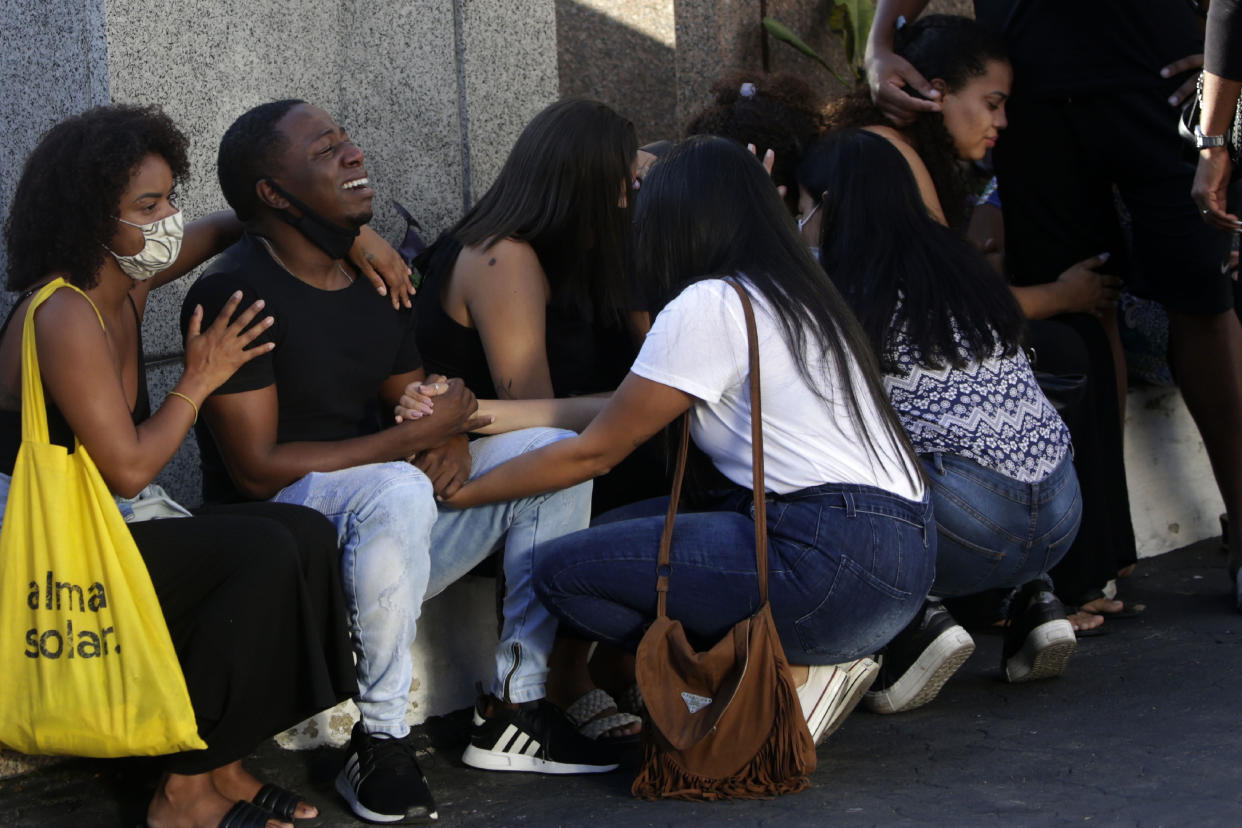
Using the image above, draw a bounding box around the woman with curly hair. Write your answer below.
[684,70,827,215]
[820,15,1121,320]
[0,105,360,828]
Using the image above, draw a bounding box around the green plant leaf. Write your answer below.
[832,0,876,80]
[827,6,853,71]
[762,16,851,86]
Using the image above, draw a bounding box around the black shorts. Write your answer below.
[994,87,1233,316]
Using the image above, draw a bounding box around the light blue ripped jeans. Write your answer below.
[272,428,591,738]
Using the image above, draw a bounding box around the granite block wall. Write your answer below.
[554,0,972,143]
[459,0,561,198]
[0,0,559,507]
[556,0,677,144]
[0,0,109,277]
[675,0,974,133]
[0,0,560,771]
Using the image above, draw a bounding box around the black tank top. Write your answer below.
[413,236,637,399]
[0,291,150,475]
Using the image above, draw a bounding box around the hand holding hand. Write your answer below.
[410,433,473,499]
[395,377,492,440]
[182,292,275,394]
[394,374,451,422]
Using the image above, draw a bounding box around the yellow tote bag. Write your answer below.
[0,279,205,757]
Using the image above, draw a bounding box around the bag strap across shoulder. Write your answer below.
[655,278,767,617]
[20,278,106,444]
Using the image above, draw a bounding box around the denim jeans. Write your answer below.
[272,428,591,737]
[534,483,935,664]
[921,452,1082,598]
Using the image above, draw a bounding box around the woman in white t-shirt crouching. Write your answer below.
[437,135,933,745]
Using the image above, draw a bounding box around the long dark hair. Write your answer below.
[445,98,637,325]
[636,135,916,482]
[5,105,189,291]
[801,129,1024,371]
[824,14,1007,229]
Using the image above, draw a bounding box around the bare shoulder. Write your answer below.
[32,287,108,354]
[864,124,920,158]
[863,124,945,223]
[34,284,104,329]
[458,238,545,288]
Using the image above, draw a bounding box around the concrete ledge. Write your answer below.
[0,752,59,782]
[0,385,1225,774]
[1124,385,1222,559]
[276,575,501,750]
[270,385,1224,751]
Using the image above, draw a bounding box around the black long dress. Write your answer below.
[1027,315,1138,605]
[0,294,356,773]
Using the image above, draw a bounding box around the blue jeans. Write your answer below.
[533,483,935,664]
[921,453,1082,597]
[272,428,591,736]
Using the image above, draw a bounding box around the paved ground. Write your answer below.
[2,537,1240,827]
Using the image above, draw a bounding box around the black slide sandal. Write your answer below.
[219,799,276,828]
[252,784,305,821]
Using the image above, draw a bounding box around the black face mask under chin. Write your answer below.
[264,179,360,261]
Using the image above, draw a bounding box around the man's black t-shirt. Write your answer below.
[180,233,422,502]
[973,0,1203,99]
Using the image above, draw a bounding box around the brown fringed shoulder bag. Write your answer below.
[631,280,817,801]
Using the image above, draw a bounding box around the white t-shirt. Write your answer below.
[631,278,924,500]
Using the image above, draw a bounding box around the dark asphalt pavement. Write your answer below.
[2,537,1239,827]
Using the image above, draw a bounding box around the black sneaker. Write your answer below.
[864,599,975,714]
[335,721,438,824]
[1003,582,1077,683]
[461,697,621,774]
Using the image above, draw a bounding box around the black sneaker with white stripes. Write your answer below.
[461,697,621,774]
[335,721,438,824]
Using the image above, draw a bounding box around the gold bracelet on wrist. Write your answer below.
[167,391,199,424]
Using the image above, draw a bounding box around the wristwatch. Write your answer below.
[1194,124,1228,150]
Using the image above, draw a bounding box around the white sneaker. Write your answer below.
[797,658,879,745]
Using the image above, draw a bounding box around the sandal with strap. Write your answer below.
[1072,588,1145,620]
[563,688,641,742]
[219,799,278,828]
[617,682,644,717]
[251,784,307,822]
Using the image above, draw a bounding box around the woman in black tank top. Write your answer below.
[412,98,668,515]
[1,105,358,827]
[412,98,669,743]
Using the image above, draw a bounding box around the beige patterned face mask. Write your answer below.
[109,210,184,281]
